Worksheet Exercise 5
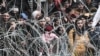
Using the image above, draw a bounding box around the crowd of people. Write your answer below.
[0,0,100,56]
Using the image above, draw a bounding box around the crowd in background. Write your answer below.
[0,0,100,56]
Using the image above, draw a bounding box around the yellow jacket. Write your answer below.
[68,28,90,56]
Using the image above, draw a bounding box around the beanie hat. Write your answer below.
[32,10,41,19]
[45,25,53,31]
[20,13,28,20]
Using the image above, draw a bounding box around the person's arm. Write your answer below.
[9,22,16,31]
[68,29,74,49]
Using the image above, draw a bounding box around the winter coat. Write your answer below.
[68,28,90,56]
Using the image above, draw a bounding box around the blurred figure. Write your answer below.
[76,3,87,14]
[9,6,19,20]
[60,1,71,12]
[53,18,61,28]
[32,10,44,20]
[0,12,16,32]
[42,25,58,54]
[0,12,16,56]
[55,26,65,36]
[37,18,46,34]
[0,0,6,13]
[68,18,95,56]
[84,0,96,10]
[88,20,100,56]
[42,25,58,43]
[45,17,51,25]
[32,10,41,19]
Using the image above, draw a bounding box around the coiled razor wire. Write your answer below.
[0,21,99,56]
[0,0,100,56]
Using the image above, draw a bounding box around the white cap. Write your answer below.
[32,10,41,19]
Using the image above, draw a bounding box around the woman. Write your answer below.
[68,18,95,56]
[41,25,58,54]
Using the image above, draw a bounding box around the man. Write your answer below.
[0,12,16,32]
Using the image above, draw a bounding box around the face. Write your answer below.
[39,19,46,27]
[55,19,60,25]
[45,17,51,22]
[78,4,84,9]
[58,27,65,34]
[64,2,70,8]
[81,18,86,25]
[77,20,84,29]
[3,13,10,21]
